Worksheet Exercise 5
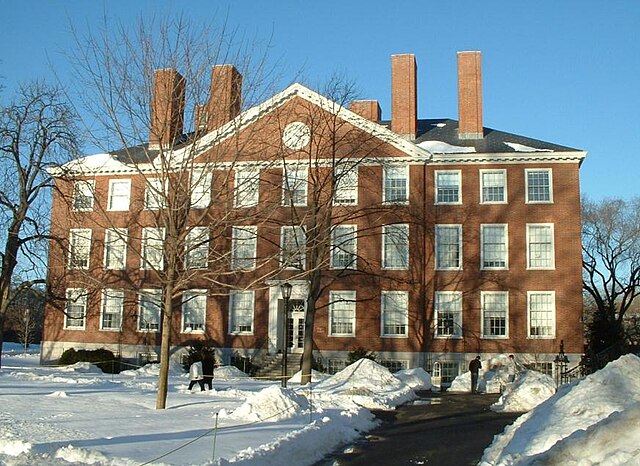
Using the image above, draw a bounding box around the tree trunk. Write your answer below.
[155,285,174,409]
[301,275,321,385]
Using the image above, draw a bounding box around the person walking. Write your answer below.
[201,352,215,391]
[507,354,517,383]
[188,358,205,392]
[469,355,482,394]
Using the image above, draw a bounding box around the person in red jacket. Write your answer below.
[469,356,482,394]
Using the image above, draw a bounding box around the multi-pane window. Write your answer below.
[282,167,307,206]
[381,291,408,337]
[104,228,127,270]
[331,225,357,269]
[64,288,87,329]
[144,178,166,210]
[334,163,358,205]
[190,170,212,208]
[383,165,408,203]
[182,290,207,333]
[435,170,461,204]
[281,226,306,270]
[185,227,209,269]
[68,228,92,269]
[101,289,124,331]
[480,170,506,203]
[107,179,131,211]
[481,291,508,338]
[382,224,409,269]
[527,224,555,269]
[380,360,409,373]
[231,226,257,270]
[481,224,508,269]
[435,361,460,385]
[138,289,161,332]
[329,291,356,336]
[526,169,553,203]
[435,225,462,270]
[235,168,260,207]
[528,291,555,338]
[72,180,95,211]
[229,291,254,334]
[434,291,462,337]
[327,359,348,375]
[141,227,165,270]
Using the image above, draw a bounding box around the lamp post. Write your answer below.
[554,339,570,391]
[280,283,293,388]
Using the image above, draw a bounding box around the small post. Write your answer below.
[211,412,219,462]
[24,309,30,352]
[280,283,292,388]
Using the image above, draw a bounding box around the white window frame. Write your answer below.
[104,228,127,270]
[382,224,409,270]
[182,290,207,333]
[435,225,462,270]
[64,288,87,330]
[68,228,92,270]
[526,223,555,270]
[144,178,167,210]
[525,168,553,204]
[480,224,508,270]
[434,291,463,338]
[107,179,131,211]
[527,291,556,339]
[231,226,258,271]
[141,227,165,270]
[234,168,260,208]
[100,289,124,331]
[381,291,409,338]
[334,163,358,205]
[329,291,356,337]
[185,226,209,269]
[479,169,507,204]
[138,289,161,332]
[282,166,308,206]
[229,290,255,334]
[190,169,212,209]
[280,225,306,270]
[480,291,509,339]
[72,180,95,211]
[383,165,409,204]
[330,225,357,270]
[435,170,462,205]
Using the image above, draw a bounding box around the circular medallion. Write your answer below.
[282,122,311,150]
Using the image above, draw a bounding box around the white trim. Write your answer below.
[527,291,556,339]
[480,291,509,339]
[228,290,255,335]
[141,227,165,270]
[328,290,356,337]
[137,289,161,333]
[107,179,131,211]
[330,224,357,270]
[433,291,463,339]
[380,290,409,338]
[100,289,124,332]
[382,224,409,270]
[333,163,359,206]
[480,224,509,270]
[234,167,260,208]
[282,165,308,206]
[435,224,462,271]
[63,288,87,330]
[231,225,258,270]
[526,223,555,270]
[104,227,128,270]
[72,180,95,211]
[434,170,462,205]
[479,169,507,204]
[68,228,92,270]
[143,178,168,210]
[383,164,409,204]
[525,168,554,204]
[190,169,212,209]
[280,225,306,270]
[181,289,207,334]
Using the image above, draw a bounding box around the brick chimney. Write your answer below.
[150,69,186,148]
[207,64,242,131]
[350,100,381,122]
[391,54,417,139]
[457,51,483,140]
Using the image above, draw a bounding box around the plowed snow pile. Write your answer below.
[314,359,414,410]
[214,366,249,379]
[227,385,309,422]
[480,354,640,465]
[449,355,513,393]
[491,370,556,413]
[394,368,432,390]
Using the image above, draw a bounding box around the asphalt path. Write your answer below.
[315,391,521,466]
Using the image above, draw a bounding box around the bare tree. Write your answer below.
[582,196,640,355]
[55,16,284,409]
[7,287,44,350]
[0,83,79,367]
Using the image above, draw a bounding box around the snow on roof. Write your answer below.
[504,141,553,152]
[417,140,476,154]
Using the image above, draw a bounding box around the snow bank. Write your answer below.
[481,354,640,465]
[491,370,556,413]
[57,362,103,374]
[214,365,249,380]
[394,368,432,391]
[119,359,183,377]
[449,356,512,393]
[288,369,329,384]
[0,434,31,456]
[55,445,138,465]
[314,359,415,410]
[417,140,476,153]
[228,385,309,422]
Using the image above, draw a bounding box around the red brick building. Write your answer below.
[42,51,585,384]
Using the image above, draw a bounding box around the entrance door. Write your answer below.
[288,299,305,353]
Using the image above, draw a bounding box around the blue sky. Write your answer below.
[2,1,639,200]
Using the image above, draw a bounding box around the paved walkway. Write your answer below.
[315,391,521,466]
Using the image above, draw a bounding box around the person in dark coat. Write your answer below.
[469,355,482,394]
[201,352,215,391]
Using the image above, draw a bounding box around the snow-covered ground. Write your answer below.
[0,344,424,465]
